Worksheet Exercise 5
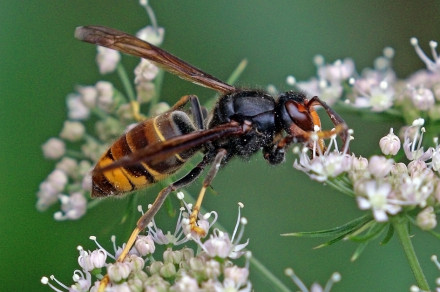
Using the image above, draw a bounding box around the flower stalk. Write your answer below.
[392,215,430,291]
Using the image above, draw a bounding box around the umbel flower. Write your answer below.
[294,118,440,225]
[36,0,166,221]
[41,197,252,292]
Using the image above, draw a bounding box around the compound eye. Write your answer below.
[285,101,313,131]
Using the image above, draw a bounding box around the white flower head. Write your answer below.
[67,94,90,120]
[356,180,401,222]
[54,192,87,221]
[408,86,435,111]
[135,59,159,84]
[136,25,165,46]
[96,81,115,112]
[136,80,156,104]
[368,155,394,178]
[96,46,121,74]
[107,261,132,282]
[172,274,199,292]
[134,235,156,256]
[77,85,98,108]
[194,203,249,259]
[77,246,107,272]
[294,132,352,182]
[59,120,85,142]
[317,58,355,83]
[42,137,65,159]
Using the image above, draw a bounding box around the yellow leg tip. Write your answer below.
[98,275,109,292]
[190,223,206,237]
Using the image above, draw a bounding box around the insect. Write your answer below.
[75,25,349,289]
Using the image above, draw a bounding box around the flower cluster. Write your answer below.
[286,37,440,124]
[36,1,167,221]
[295,118,440,227]
[42,196,251,292]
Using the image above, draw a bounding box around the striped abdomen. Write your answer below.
[91,111,199,197]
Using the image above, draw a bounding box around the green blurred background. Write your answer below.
[2,1,440,291]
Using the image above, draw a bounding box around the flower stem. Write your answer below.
[116,63,136,103]
[249,256,291,292]
[391,215,430,291]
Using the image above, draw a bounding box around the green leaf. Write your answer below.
[282,214,372,238]
[314,233,350,249]
[351,242,369,262]
[380,224,394,245]
[348,222,387,242]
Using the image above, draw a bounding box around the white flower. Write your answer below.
[356,180,401,222]
[67,94,90,120]
[416,206,437,230]
[55,157,77,177]
[107,262,132,282]
[369,82,394,112]
[48,169,68,192]
[42,137,65,159]
[59,121,85,142]
[36,169,68,211]
[96,46,120,74]
[135,59,159,83]
[136,81,156,104]
[134,235,156,256]
[96,81,114,112]
[428,154,440,178]
[368,155,394,178]
[403,119,434,161]
[77,246,107,271]
[317,58,355,83]
[408,86,435,111]
[77,85,98,108]
[71,270,92,292]
[224,266,250,289]
[54,192,87,221]
[352,80,394,112]
[136,25,165,46]
[294,150,351,182]
[172,274,199,292]
[398,172,434,207]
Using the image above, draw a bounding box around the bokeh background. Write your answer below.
[2,1,440,291]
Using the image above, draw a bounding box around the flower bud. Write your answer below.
[108,262,131,282]
[160,262,176,278]
[379,128,401,155]
[416,206,437,230]
[134,235,155,256]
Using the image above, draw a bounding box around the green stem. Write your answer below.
[116,63,136,103]
[392,215,430,291]
[249,256,291,292]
